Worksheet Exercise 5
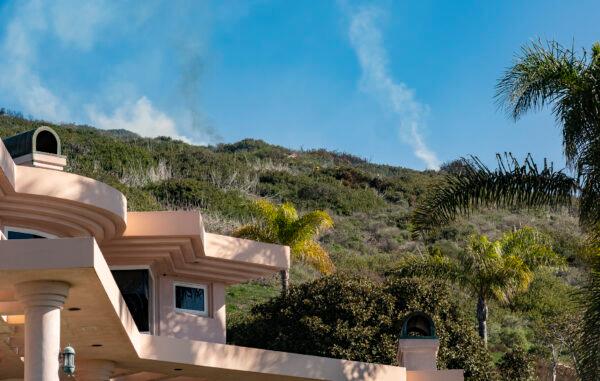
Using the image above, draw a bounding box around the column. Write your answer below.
[14,281,70,381]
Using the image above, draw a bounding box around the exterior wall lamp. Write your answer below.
[60,345,76,376]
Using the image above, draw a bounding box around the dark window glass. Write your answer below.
[111,270,150,332]
[7,231,45,239]
[175,285,205,313]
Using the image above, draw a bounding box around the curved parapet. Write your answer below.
[0,137,127,242]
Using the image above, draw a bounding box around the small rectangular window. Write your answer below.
[174,283,207,316]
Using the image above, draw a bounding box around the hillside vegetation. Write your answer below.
[0,114,585,374]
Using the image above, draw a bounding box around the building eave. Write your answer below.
[0,238,403,381]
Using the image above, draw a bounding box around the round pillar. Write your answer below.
[76,360,115,381]
[14,281,70,381]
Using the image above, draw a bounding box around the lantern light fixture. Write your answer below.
[61,345,76,376]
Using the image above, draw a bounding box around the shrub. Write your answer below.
[257,171,384,215]
[147,179,252,218]
[496,347,535,381]
[229,275,497,381]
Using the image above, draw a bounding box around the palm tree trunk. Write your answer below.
[551,344,558,381]
[279,269,289,295]
[477,296,488,346]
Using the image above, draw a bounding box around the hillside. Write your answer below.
[0,115,586,362]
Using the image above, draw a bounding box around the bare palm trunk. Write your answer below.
[551,344,558,381]
[477,296,488,346]
[280,269,289,295]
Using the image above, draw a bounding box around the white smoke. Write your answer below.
[88,97,190,143]
[347,6,440,170]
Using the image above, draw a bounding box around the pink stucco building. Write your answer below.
[0,127,463,381]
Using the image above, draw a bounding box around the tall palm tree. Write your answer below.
[411,40,600,379]
[392,227,559,346]
[497,40,600,234]
[234,199,334,294]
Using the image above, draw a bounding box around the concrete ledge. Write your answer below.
[407,369,464,381]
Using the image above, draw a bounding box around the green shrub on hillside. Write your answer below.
[147,178,252,218]
[258,170,384,215]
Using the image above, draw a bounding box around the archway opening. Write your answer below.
[36,130,59,154]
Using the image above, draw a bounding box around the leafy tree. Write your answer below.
[234,199,334,294]
[229,274,497,381]
[512,270,581,380]
[496,347,535,381]
[391,227,561,346]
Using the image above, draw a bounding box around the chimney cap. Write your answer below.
[2,126,66,170]
[400,311,437,339]
[2,126,62,158]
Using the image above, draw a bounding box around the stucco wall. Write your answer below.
[157,275,226,343]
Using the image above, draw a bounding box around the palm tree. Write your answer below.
[497,40,600,234]
[412,40,600,236]
[234,199,334,294]
[411,40,600,378]
[411,154,578,237]
[392,227,559,346]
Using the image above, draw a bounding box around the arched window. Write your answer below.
[3,227,56,240]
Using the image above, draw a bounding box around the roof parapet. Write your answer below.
[1,126,67,171]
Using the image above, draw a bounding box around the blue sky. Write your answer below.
[0,0,598,170]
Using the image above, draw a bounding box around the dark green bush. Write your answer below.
[258,170,384,215]
[147,179,252,218]
[496,347,535,381]
[229,274,497,380]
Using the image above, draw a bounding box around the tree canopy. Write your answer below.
[229,274,498,381]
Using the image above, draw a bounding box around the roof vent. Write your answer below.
[1,126,67,171]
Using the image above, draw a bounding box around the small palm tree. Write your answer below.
[234,199,334,294]
[392,227,561,346]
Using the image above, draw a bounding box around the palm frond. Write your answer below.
[289,210,334,246]
[250,199,280,225]
[237,199,336,275]
[500,226,565,269]
[233,224,274,243]
[292,241,335,274]
[387,254,462,282]
[577,140,600,236]
[576,254,600,380]
[496,39,585,121]
[411,154,578,237]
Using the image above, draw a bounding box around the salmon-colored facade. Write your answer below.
[0,127,463,381]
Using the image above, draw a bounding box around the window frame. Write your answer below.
[173,282,209,317]
[3,226,57,239]
[110,265,155,335]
